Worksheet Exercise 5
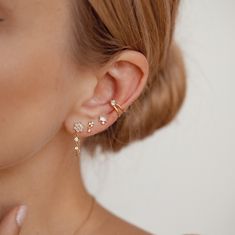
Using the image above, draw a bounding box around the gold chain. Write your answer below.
[73,195,96,235]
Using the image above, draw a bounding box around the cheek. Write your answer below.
[0,45,69,169]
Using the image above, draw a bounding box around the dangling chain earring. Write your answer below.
[73,99,124,156]
[73,121,84,156]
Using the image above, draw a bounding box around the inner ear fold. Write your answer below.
[108,60,143,105]
[80,50,149,119]
[79,73,116,118]
[84,73,116,107]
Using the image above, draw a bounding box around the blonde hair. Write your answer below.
[70,0,186,155]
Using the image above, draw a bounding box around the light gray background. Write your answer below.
[81,1,235,235]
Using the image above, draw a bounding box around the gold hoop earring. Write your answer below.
[110,99,125,117]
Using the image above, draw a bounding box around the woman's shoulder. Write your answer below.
[81,200,153,235]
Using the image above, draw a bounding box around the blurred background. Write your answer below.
[81,1,235,235]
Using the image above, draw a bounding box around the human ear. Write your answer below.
[64,50,149,137]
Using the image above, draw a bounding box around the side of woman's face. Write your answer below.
[0,0,83,168]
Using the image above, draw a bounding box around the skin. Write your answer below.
[0,0,150,234]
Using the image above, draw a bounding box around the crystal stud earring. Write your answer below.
[74,121,84,133]
[98,115,108,125]
[87,121,95,133]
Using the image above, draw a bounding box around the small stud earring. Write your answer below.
[98,115,108,125]
[87,121,95,133]
[74,121,84,133]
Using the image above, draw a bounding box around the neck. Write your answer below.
[0,129,92,234]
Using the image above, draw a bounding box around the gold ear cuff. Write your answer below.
[110,99,125,117]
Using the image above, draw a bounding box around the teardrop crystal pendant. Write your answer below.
[98,115,108,125]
